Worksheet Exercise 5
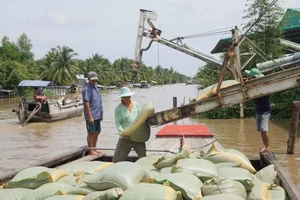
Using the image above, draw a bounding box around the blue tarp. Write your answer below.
[18,80,52,87]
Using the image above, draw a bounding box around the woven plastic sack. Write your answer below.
[130,122,151,142]
[202,143,256,173]
[44,195,85,200]
[160,167,173,175]
[82,188,123,200]
[120,183,181,200]
[247,176,272,200]
[59,161,113,175]
[218,167,254,191]
[196,80,239,101]
[120,101,154,137]
[135,155,161,166]
[0,188,32,200]
[201,177,247,199]
[255,164,278,184]
[200,194,244,200]
[3,166,68,189]
[84,161,144,190]
[153,145,190,170]
[172,158,218,182]
[155,172,203,200]
[56,175,77,186]
[21,183,91,200]
[141,165,160,183]
[269,186,288,200]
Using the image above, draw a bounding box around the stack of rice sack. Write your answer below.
[0,143,287,200]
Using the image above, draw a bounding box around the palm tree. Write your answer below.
[41,45,78,85]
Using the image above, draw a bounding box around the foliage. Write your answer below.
[193,0,293,120]
[0,34,188,92]
[241,0,284,69]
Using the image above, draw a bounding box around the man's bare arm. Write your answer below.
[84,101,94,124]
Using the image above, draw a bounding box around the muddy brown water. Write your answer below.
[0,84,300,188]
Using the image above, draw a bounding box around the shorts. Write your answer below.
[86,119,101,133]
[256,112,270,132]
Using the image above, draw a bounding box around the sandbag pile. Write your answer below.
[0,144,288,200]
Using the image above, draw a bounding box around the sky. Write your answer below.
[0,0,299,77]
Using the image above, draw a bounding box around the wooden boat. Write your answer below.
[140,81,151,88]
[1,124,299,199]
[12,95,83,125]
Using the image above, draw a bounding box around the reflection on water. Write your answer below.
[0,84,299,188]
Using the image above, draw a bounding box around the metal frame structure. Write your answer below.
[132,9,300,127]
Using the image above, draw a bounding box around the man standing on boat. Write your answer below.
[33,87,44,101]
[82,71,103,155]
[245,68,271,154]
[113,87,146,162]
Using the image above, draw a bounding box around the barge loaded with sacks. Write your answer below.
[0,117,300,199]
[2,7,300,199]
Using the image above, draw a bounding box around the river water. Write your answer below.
[0,84,299,188]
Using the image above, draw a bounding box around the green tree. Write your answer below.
[40,45,78,85]
[242,0,284,65]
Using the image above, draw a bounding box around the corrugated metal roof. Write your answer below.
[18,80,52,87]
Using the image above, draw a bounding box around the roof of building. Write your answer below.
[211,8,300,54]
[18,80,53,87]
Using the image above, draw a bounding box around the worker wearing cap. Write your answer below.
[82,71,103,155]
[245,68,271,154]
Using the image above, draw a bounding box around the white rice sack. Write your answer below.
[0,188,32,200]
[58,161,113,175]
[56,175,77,186]
[120,101,154,137]
[155,172,203,200]
[218,167,255,191]
[200,193,244,200]
[3,166,68,189]
[247,176,272,200]
[141,165,160,183]
[201,177,247,199]
[135,155,161,166]
[44,195,85,200]
[269,186,288,200]
[82,188,123,200]
[202,143,256,173]
[21,183,91,200]
[153,145,190,170]
[119,183,180,200]
[196,80,239,101]
[159,167,173,175]
[172,158,218,182]
[255,164,278,184]
[84,161,145,190]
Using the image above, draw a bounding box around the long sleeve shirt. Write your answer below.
[115,101,140,136]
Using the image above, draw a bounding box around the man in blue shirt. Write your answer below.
[245,68,271,154]
[82,71,103,155]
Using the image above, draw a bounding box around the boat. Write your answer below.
[140,80,151,88]
[1,124,299,199]
[12,95,83,125]
[97,84,117,90]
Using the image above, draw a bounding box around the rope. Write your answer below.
[157,42,160,67]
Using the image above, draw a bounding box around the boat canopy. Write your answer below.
[18,80,53,87]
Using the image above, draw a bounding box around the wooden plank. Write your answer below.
[0,147,86,185]
[59,153,106,168]
[262,153,300,200]
[146,137,220,155]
